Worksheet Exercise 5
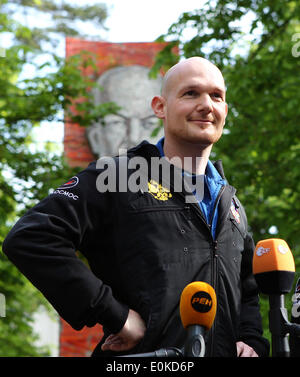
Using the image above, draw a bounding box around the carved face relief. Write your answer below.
[87,65,164,157]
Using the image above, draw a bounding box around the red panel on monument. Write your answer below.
[60,38,169,357]
[59,319,103,357]
[64,37,168,168]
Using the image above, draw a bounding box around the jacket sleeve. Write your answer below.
[2,162,129,333]
[238,230,270,356]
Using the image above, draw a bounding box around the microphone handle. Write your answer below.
[290,280,300,357]
[118,347,183,358]
[269,295,290,357]
[184,325,206,357]
[290,324,300,357]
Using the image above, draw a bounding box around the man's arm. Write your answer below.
[101,309,146,352]
[2,165,129,334]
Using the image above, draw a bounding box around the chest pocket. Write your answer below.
[126,181,185,213]
[229,216,246,254]
[117,188,197,266]
[230,198,245,240]
[222,200,247,282]
[217,198,246,271]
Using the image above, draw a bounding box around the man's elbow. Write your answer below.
[2,230,19,260]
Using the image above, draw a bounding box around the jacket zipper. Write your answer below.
[207,185,225,356]
[209,239,218,356]
[179,198,219,356]
[209,186,225,228]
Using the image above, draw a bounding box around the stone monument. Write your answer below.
[87,65,163,158]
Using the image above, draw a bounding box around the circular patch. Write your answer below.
[58,176,79,189]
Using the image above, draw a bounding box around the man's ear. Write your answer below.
[225,102,228,117]
[151,95,165,119]
[223,102,228,127]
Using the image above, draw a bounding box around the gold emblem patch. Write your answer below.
[148,179,172,201]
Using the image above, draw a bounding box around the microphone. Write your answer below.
[290,277,300,357]
[179,281,217,357]
[253,238,295,295]
[253,238,297,357]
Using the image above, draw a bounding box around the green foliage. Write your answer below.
[0,251,51,356]
[152,0,300,348]
[0,0,109,356]
[2,0,108,50]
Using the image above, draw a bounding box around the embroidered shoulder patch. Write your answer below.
[58,176,79,189]
[148,179,172,201]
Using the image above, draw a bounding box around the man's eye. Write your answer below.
[183,90,198,97]
[211,92,223,99]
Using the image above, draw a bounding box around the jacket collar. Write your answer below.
[127,140,227,181]
[126,140,160,160]
[213,160,226,180]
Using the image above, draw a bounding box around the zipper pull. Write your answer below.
[184,205,191,221]
[212,240,218,256]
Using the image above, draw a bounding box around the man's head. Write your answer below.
[151,57,228,149]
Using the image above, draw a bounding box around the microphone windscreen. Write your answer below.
[179,281,217,330]
[253,238,295,294]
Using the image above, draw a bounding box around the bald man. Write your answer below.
[101,57,268,356]
[153,57,228,173]
[3,57,270,358]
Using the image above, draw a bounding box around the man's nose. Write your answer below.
[195,93,213,114]
[128,117,141,145]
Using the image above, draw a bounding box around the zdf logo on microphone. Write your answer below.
[191,291,213,313]
[256,246,271,256]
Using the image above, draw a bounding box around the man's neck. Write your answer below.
[163,136,212,175]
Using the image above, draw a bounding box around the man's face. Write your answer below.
[153,59,228,148]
